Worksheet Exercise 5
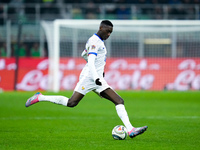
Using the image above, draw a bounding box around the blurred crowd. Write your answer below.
[0,0,199,22]
[0,0,199,58]
[0,42,48,57]
[0,0,200,4]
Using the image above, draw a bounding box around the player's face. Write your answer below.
[100,25,113,40]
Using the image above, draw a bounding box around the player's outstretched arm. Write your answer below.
[88,54,102,86]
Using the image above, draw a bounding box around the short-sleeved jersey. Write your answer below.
[80,34,107,79]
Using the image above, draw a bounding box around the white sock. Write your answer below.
[116,104,134,132]
[38,95,69,106]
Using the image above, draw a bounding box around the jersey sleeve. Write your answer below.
[81,49,88,62]
[86,39,100,81]
[88,54,99,81]
[87,39,99,56]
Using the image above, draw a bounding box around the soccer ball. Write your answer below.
[112,125,128,140]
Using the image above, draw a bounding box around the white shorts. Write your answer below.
[74,76,110,95]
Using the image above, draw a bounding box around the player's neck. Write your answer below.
[96,33,103,41]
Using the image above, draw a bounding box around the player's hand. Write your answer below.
[95,78,102,86]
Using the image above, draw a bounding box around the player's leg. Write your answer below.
[67,91,84,107]
[100,88,148,138]
[99,88,124,105]
[25,92,68,107]
[100,88,134,131]
[25,91,84,107]
[26,75,92,107]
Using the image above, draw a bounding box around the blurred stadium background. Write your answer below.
[0,0,200,92]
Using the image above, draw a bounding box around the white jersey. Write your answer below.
[74,34,110,95]
[80,34,107,79]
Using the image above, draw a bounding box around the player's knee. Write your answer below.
[115,97,124,105]
[67,102,78,107]
[118,98,124,105]
[67,100,79,107]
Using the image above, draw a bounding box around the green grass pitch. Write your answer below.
[0,91,200,150]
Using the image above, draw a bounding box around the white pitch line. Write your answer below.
[146,116,200,119]
[0,116,199,120]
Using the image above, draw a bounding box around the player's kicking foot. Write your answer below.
[128,126,148,138]
[25,92,42,107]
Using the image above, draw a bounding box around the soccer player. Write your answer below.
[25,20,148,138]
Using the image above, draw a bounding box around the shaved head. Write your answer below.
[100,20,113,27]
[97,20,113,40]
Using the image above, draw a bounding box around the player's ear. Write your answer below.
[100,24,105,30]
[99,26,102,31]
